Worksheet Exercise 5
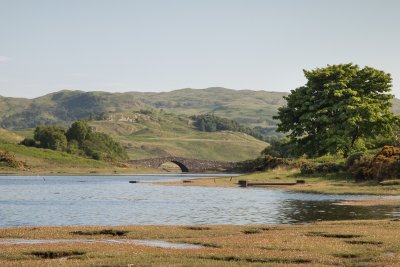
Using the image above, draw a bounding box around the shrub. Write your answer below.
[261,138,294,158]
[300,161,317,175]
[345,152,365,169]
[20,138,36,147]
[350,146,400,181]
[300,161,343,175]
[235,155,291,172]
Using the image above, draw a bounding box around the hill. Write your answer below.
[0,88,288,129]
[1,87,399,135]
[89,111,267,161]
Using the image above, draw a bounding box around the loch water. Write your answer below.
[0,175,399,227]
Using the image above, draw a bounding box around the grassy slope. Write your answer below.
[0,128,24,143]
[89,112,267,161]
[0,128,150,174]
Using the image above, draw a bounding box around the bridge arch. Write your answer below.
[158,160,189,172]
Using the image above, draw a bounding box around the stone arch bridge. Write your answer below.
[128,157,236,173]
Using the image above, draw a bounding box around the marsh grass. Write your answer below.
[0,220,399,266]
[71,229,129,236]
[306,232,362,238]
[183,226,211,231]
[199,255,313,264]
[28,250,86,259]
[332,253,360,259]
[242,229,263,234]
[345,240,383,245]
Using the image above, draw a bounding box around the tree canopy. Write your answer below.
[274,63,398,157]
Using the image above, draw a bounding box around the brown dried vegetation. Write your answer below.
[0,150,28,169]
[356,146,400,181]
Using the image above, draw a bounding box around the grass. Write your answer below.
[0,128,24,143]
[89,112,267,162]
[0,220,400,266]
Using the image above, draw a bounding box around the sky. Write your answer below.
[0,0,399,98]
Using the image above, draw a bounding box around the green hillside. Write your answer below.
[1,87,399,132]
[0,88,288,129]
[89,111,267,162]
[137,88,288,126]
[0,128,138,174]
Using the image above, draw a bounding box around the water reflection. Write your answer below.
[276,200,399,223]
[0,175,399,227]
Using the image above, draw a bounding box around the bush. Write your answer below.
[300,161,317,175]
[345,152,365,169]
[261,138,294,158]
[235,155,291,172]
[20,138,36,147]
[315,162,343,173]
[348,146,400,181]
[348,155,373,181]
[300,161,343,175]
[91,151,103,160]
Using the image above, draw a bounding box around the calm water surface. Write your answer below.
[0,175,399,227]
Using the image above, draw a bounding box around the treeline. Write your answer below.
[20,120,128,161]
[191,114,273,141]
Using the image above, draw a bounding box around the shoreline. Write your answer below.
[152,177,400,206]
[151,169,400,196]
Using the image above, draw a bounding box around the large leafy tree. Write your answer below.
[274,63,398,157]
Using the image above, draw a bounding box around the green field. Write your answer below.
[89,112,268,161]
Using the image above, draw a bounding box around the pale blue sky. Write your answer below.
[0,0,399,98]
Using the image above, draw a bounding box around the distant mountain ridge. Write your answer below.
[1,87,399,130]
